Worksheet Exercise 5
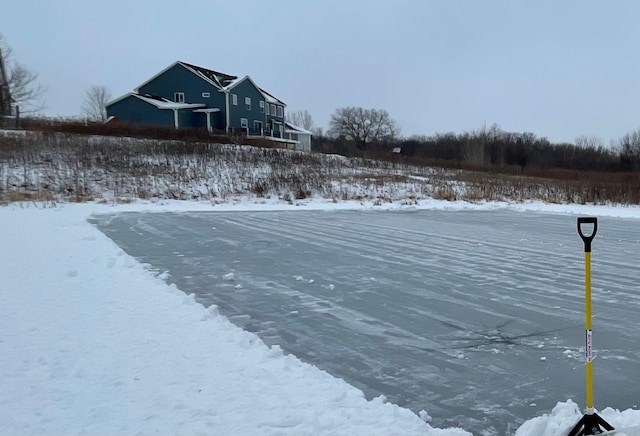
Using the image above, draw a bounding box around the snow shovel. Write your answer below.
[568,217,614,436]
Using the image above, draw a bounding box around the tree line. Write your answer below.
[312,111,640,174]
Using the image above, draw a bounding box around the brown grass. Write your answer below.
[1,129,640,206]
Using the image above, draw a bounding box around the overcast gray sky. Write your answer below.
[2,0,639,144]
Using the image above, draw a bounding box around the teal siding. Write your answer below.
[227,78,286,134]
[108,62,286,133]
[228,78,267,132]
[106,95,174,127]
[138,63,226,127]
[178,109,199,129]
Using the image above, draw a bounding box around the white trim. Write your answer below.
[225,90,230,131]
[224,75,259,92]
[133,94,205,110]
[232,94,238,105]
[135,61,225,93]
[134,61,182,93]
[246,134,297,145]
[253,120,263,133]
[105,92,135,108]
[202,92,210,98]
[192,108,221,113]
[174,92,185,103]
[259,87,286,106]
[240,118,248,129]
[284,121,312,135]
[173,109,179,129]
[226,76,286,108]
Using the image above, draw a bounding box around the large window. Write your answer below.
[174,92,185,103]
[277,106,283,117]
[232,94,238,105]
[245,97,251,111]
[254,120,263,133]
[259,100,265,113]
[270,103,276,116]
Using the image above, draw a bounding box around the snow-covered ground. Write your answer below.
[3,197,640,435]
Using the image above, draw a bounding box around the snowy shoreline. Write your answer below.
[2,198,640,435]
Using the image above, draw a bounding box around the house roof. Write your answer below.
[179,61,238,89]
[260,87,286,106]
[128,60,286,106]
[106,92,206,110]
[285,121,312,135]
[135,93,206,109]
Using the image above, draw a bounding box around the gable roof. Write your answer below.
[134,61,237,93]
[260,87,286,106]
[133,60,286,106]
[179,61,238,89]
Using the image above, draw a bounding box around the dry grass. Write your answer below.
[1,130,640,206]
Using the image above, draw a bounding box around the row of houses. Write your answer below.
[106,61,312,151]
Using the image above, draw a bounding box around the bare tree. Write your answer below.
[286,109,314,130]
[575,135,604,150]
[82,85,112,121]
[618,128,640,170]
[310,126,324,138]
[328,107,400,149]
[0,34,45,113]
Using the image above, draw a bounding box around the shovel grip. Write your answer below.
[577,217,598,252]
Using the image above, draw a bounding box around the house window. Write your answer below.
[254,120,263,133]
[240,118,248,130]
[232,94,238,105]
[174,92,185,103]
[277,106,283,117]
[270,103,276,116]
[245,97,251,111]
[259,100,265,113]
[202,92,210,98]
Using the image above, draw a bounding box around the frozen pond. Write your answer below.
[89,209,640,435]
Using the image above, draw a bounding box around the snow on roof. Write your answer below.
[285,121,312,135]
[178,61,286,106]
[259,87,286,106]
[179,61,238,89]
[135,94,205,110]
[127,60,287,108]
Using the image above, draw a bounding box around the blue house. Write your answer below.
[106,61,289,139]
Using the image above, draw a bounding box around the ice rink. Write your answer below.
[91,209,640,435]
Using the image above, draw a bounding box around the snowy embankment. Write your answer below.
[3,199,640,436]
[0,201,466,435]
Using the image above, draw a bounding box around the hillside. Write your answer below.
[0,130,634,205]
